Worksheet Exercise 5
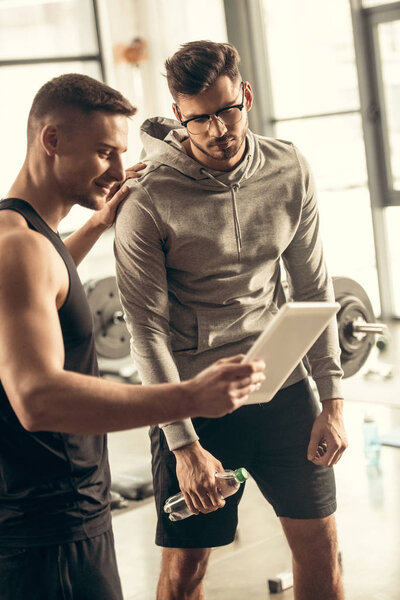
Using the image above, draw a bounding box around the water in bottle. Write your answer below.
[163,467,249,521]
[363,414,381,467]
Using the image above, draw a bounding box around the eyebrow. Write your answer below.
[97,142,127,153]
[182,96,240,120]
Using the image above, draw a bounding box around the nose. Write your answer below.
[108,154,125,183]
[208,115,227,137]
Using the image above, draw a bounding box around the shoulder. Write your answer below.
[116,172,167,232]
[253,132,299,160]
[0,226,65,299]
[252,133,312,182]
[0,224,49,262]
[125,162,176,196]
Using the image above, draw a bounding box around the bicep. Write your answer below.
[282,182,329,299]
[114,193,180,384]
[114,196,169,322]
[0,242,65,419]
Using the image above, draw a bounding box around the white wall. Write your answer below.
[101,0,228,164]
[76,0,228,278]
[63,0,228,234]
[0,0,228,236]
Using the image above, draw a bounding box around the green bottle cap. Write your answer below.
[234,467,249,483]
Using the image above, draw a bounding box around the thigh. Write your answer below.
[0,531,122,600]
[61,530,123,600]
[0,545,61,600]
[280,514,340,561]
[150,424,246,549]
[250,379,337,519]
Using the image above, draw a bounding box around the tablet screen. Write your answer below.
[243,302,340,404]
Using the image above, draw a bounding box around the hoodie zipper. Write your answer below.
[199,158,251,263]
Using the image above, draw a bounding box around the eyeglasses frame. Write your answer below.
[175,81,245,134]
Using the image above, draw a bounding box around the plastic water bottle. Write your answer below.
[163,467,249,521]
[363,415,381,467]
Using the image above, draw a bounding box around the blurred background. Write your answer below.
[1,1,400,598]
[1,0,400,319]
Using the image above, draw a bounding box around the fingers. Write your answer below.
[217,354,246,364]
[307,429,323,464]
[125,162,146,179]
[307,433,346,467]
[182,486,225,515]
[230,371,265,390]
[206,488,226,511]
[218,355,266,374]
[228,382,263,407]
[181,490,199,515]
[107,181,121,199]
[107,184,130,204]
[222,363,265,399]
[219,360,266,380]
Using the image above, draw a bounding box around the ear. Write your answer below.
[40,124,59,156]
[244,82,253,113]
[172,103,181,122]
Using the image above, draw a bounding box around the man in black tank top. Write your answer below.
[0,74,265,600]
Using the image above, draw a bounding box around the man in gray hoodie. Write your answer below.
[115,41,347,600]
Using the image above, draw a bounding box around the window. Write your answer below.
[0,0,98,60]
[0,0,104,234]
[262,0,380,314]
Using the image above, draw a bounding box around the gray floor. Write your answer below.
[107,326,400,600]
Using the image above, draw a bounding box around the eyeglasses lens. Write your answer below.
[187,107,243,135]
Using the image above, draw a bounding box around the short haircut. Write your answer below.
[165,40,241,100]
[27,73,136,141]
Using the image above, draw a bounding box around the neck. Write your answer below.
[7,161,71,232]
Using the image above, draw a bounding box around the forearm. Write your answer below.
[115,192,199,447]
[64,217,108,266]
[17,369,193,434]
[126,326,199,450]
[282,185,343,399]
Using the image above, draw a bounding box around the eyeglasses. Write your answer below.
[175,82,245,135]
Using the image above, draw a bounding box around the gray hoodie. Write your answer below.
[114,117,343,450]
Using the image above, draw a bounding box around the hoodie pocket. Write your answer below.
[195,301,279,354]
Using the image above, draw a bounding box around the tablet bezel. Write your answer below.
[243,302,340,404]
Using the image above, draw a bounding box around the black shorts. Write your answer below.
[150,378,337,548]
[0,529,123,600]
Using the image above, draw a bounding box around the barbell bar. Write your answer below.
[84,275,386,380]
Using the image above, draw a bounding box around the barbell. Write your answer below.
[84,275,386,380]
[332,276,386,377]
[84,277,130,360]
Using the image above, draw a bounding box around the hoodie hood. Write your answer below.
[139,117,264,189]
[139,117,265,261]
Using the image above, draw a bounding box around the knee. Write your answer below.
[161,549,210,590]
[292,532,339,570]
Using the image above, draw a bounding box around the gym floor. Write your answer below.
[106,323,400,600]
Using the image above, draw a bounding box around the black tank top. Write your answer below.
[0,199,111,546]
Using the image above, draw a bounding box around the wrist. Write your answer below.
[321,398,344,413]
[180,378,201,417]
[87,213,110,234]
[173,440,200,458]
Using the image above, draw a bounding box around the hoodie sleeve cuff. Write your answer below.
[160,419,199,451]
[315,375,344,402]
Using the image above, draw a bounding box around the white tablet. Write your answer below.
[242,302,340,404]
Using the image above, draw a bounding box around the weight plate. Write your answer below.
[84,277,130,360]
[333,276,375,378]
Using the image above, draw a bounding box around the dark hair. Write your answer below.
[28,73,136,139]
[165,40,241,99]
